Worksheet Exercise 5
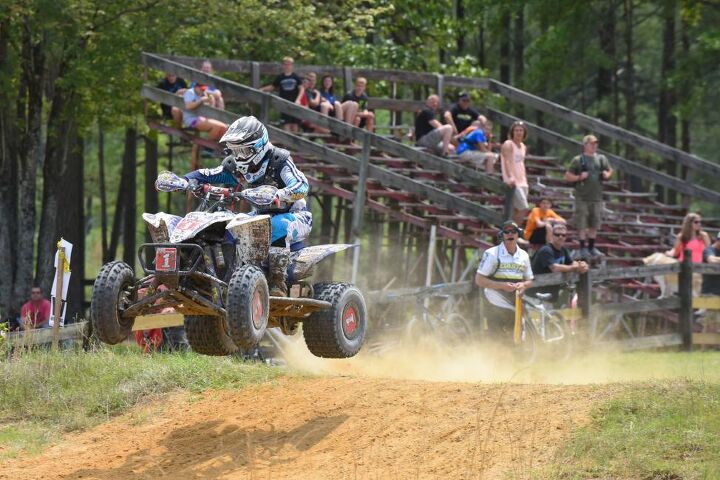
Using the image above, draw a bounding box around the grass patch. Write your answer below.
[533,380,720,479]
[0,346,279,458]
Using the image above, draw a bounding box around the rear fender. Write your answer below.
[290,244,357,281]
[142,212,183,242]
[227,214,271,266]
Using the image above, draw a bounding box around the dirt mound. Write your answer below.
[0,376,613,479]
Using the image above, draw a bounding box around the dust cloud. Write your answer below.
[271,330,720,385]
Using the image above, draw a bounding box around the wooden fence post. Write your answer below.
[260,93,270,124]
[250,61,260,89]
[503,186,515,221]
[350,132,371,284]
[436,74,445,106]
[579,269,593,338]
[343,66,353,95]
[678,249,693,351]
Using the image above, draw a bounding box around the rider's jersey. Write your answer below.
[476,242,533,309]
[184,148,309,212]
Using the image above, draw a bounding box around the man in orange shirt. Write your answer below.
[524,197,566,249]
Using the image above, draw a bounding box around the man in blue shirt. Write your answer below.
[456,117,498,173]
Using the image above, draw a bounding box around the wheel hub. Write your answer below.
[251,289,264,329]
[342,306,358,336]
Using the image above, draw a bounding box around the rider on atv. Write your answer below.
[183,115,312,297]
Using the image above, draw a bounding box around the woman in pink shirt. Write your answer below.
[666,212,711,263]
[501,121,530,225]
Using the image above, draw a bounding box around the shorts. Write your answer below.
[460,150,496,169]
[185,116,206,129]
[574,199,603,230]
[280,113,300,125]
[417,129,445,154]
[513,186,529,210]
[483,295,515,339]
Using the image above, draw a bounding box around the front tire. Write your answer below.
[226,265,269,350]
[303,283,367,358]
[90,261,135,345]
[184,315,239,356]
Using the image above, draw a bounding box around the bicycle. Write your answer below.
[514,290,574,365]
[400,285,475,346]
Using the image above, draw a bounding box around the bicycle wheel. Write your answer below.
[542,312,573,361]
[438,313,475,345]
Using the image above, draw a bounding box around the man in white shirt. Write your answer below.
[475,220,534,338]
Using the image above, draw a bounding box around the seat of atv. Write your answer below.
[271,238,305,252]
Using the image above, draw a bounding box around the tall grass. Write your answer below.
[0,346,279,457]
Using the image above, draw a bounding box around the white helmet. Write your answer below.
[220,116,272,178]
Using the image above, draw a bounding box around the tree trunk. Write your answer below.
[0,19,18,316]
[144,132,159,243]
[499,10,511,139]
[98,123,109,262]
[456,0,465,54]
[122,128,138,269]
[13,23,45,313]
[658,0,677,204]
[597,1,617,123]
[623,0,640,192]
[57,134,85,321]
[680,17,691,209]
[513,5,524,117]
[477,22,485,69]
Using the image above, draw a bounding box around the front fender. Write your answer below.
[291,244,357,281]
[227,214,271,266]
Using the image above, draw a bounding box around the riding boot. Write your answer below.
[268,246,291,297]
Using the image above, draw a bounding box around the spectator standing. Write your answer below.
[666,212,711,263]
[341,77,375,132]
[200,60,225,110]
[262,56,304,133]
[564,134,613,259]
[475,220,534,338]
[157,72,188,126]
[183,82,228,140]
[529,223,588,305]
[443,91,480,141]
[501,121,530,226]
[319,74,343,119]
[415,94,453,157]
[20,287,52,329]
[524,197,566,248]
[456,117,497,173]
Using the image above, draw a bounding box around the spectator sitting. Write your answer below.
[319,74,343,120]
[200,60,225,110]
[529,223,588,306]
[182,82,228,141]
[415,94,454,157]
[501,121,530,225]
[524,197,566,248]
[20,286,52,330]
[456,117,498,173]
[665,212,711,263]
[341,77,375,132]
[443,91,480,143]
[564,134,613,260]
[157,72,188,127]
[304,72,322,111]
[262,56,304,133]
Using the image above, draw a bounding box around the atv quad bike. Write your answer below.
[90,171,366,358]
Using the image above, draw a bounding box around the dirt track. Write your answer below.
[0,375,613,479]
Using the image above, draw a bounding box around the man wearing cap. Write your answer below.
[475,220,534,339]
[564,134,613,260]
[444,91,480,142]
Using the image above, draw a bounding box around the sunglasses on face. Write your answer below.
[693,220,702,224]
[502,229,519,235]
[553,233,567,238]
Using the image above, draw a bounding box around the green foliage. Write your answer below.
[0,346,279,457]
[533,380,720,479]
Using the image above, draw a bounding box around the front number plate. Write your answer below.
[155,247,177,272]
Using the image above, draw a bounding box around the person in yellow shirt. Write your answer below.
[524,197,566,248]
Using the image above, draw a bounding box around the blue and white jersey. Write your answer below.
[184,148,309,212]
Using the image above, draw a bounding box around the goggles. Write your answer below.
[224,143,257,162]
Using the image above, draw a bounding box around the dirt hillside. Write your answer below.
[0,375,613,480]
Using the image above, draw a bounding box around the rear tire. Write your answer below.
[90,261,135,345]
[514,316,539,366]
[226,265,269,350]
[543,312,573,361]
[184,315,239,356]
[303,283,367,358]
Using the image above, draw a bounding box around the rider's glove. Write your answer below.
[187,179,203,194]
